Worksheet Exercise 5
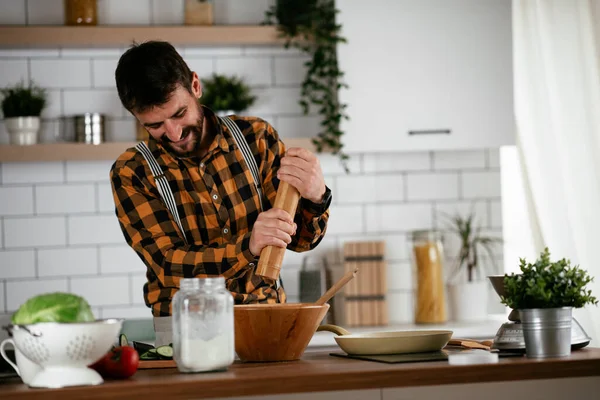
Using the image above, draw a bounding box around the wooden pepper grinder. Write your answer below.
[255,181,301,281]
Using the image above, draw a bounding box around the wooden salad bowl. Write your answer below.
[234,303,329,362]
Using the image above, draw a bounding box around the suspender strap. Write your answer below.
[135,141,189,244]
[220,116,265,211]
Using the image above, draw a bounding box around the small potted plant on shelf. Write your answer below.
[443,210,502,322]
[501,248,598,358]
[1,81,47,145]
[200,74,256,117]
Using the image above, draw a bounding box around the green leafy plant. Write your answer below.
[264,0,350,172]
[444,210,502,283]
[501,248,598,310]
[1,81,46,118]
[11,292,95,325]
[200,73,256,113]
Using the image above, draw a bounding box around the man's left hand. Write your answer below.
[278,147,326,204]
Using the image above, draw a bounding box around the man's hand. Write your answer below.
[249,208,297,256]
[278,147,326,203]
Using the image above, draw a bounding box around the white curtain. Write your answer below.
[512,0,600,341]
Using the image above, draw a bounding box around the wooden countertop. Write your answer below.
[1,347,600,400]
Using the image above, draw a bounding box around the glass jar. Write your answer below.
[171,277,234,373]
[409,230,447,324]
[64,0,98,26]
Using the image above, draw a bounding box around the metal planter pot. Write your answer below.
[520,307,572,358]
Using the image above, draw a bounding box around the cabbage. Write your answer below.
[11,292,95,325]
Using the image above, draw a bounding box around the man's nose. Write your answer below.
[164,120,182,142]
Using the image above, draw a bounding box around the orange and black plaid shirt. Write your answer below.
[110,107,331,317]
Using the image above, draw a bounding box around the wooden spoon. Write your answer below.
[315,267,359,305]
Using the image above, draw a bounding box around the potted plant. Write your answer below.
[1,81,47,145]
[501,248,598,358]
[200,74,256,117]
[264,0,350,172]
[444,210,502,322]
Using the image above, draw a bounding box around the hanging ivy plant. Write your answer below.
[264,0,350,172]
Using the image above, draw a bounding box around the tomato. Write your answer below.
[90,346,139,379]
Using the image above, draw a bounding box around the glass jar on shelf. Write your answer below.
[171,277,234,373]
[64,0,98,26]
[408,230,447,324]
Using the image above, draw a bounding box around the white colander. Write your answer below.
[7,318,123,388]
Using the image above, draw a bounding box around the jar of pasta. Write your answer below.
[64,0,98,26]
[409,230,447,324]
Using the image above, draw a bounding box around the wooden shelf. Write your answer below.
[0,25,283,48]
[0,138,314,162]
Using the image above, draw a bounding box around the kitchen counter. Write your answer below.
[1,347,600,400]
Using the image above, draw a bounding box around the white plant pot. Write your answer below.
[4,116,41,145]
[448,281,488,322]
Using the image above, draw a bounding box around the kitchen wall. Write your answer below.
[0,0,504,326]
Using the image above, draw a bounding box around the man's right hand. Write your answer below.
[249,208,297,256]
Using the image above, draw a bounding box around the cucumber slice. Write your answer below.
[156,345,174,359]
[119,333,129,347]
[140,350,159,360]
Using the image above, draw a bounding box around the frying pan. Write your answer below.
[316,324,453,355]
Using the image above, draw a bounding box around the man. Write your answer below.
[109,41,332,344]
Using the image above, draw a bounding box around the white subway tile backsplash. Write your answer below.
[246,87,301,115]
[38,120,60,144]
[63,89,125,118]
[38,247,98,277]
[215,57,272,86]
[61,48,122,58]
[488,148,500,169]
[387,291,414,324]
[336,175,404,204]
[276,115,320,139]
[274,57,309,86]
[363,152,430,173]
[387,261,413,291]
[101,305,152,319]
[35,184,96,214]
[70,276,130,306]
[185,46,243,57]
[152,0,184,25]
[0,0,26,25]
[6,279,69,311]
[213,0,271,24]
[490,200,502,228]
[0,283,4,313]
[406,172,459,201]
[92,58,119,88]
[99,245,145,274]
[30,59,91,89]
[283,234,339,267]
[0,49,60,58]
[433,150,486,170]
[97,0,151,25]
[0,250,36,279]
[326,205,364,235]
[279,266,300,298]
[1,162,64,184]
[105,118,136,142]
[187,58,215,78]
[41,90,63,119]
[434,200,489,230]
[97,183,115,213]
[27,0,64,25]
[244,46,303,57]
[462,171,501,198]
[130,273,147,305]
[366,203,432,233]
[0,187,34,216]
[0,60,28,87]
[65,160,114,182]
[4,216,66,247]
[68,215,123,245]
[317,153,362,176]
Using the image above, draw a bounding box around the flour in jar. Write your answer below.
[180,330,234,372]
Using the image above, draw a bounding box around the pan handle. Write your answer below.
[317,324,351,336]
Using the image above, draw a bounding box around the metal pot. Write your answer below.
[74,113,105,144]
[520,307,573,358]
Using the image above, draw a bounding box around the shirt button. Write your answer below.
[199,162,205,168]
[249,263,255,267]
[212,194,218,200]
[223,228,229,234]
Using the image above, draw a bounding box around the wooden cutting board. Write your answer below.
[138,359,177,369]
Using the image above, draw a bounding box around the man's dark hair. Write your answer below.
[115,41,193,113]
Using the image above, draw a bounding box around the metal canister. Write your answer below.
[75,113,105,144]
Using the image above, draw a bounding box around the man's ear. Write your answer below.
[191,72,202,99]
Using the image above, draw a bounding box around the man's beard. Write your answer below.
[161,105,205,158]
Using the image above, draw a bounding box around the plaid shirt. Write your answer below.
[110,107,331,316]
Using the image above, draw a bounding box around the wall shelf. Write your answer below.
[0,138,314,163]
[0,25,283,48]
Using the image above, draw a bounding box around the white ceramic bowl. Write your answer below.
[8,318,123,388]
